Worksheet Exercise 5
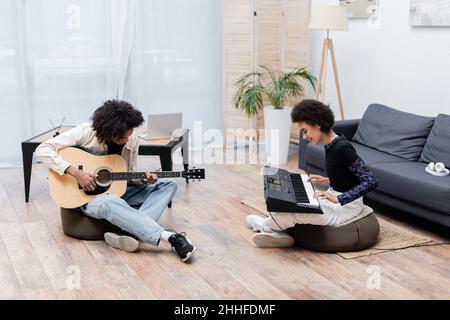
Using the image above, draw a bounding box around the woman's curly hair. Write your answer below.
[291,99,334,133]
[91,100,144,144]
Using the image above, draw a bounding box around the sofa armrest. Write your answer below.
[298,131,308,169]
[333,119,360,140]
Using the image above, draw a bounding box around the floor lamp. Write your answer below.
[309,5,348,120]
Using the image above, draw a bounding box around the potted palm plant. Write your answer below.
[233,66,316,165]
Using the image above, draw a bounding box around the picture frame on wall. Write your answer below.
[410,0,450,27]
[339,0,379,19]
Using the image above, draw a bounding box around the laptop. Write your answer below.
[139,112,182,140]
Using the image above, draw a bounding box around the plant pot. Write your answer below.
[263,106,292,165]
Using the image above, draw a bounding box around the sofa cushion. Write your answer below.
[420,113,450,168]
[351,142,408,166]
[368,161,450,215]
[301,141,408,171]
[353,104,435,161]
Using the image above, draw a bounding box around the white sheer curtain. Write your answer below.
[0,0,222,166]
[123,0,223,140]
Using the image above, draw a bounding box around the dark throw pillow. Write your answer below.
[420,113,450,167]
[353,103,435,161]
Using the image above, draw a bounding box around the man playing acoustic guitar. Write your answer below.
[35,100,196,262]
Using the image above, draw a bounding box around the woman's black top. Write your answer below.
[325,135,377,205]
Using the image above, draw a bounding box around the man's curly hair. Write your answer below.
[291,99,334,133]
[91,100,144,144]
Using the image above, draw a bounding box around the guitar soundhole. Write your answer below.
[96,168,112,186]
[84,168,112,195]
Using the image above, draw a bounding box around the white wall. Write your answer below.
[310,0,450,119]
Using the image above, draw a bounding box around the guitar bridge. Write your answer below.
[78,165,83,189]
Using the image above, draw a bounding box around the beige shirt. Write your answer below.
[35,122,139,175]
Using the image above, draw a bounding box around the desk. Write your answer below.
[138,128,189,172]
[21,126,190,202]
[22,126,75,203]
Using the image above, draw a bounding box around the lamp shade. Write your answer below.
[309,5,348,31]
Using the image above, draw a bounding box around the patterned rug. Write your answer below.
[240,197,449,259]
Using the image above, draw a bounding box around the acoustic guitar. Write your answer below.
[48,147,205,208]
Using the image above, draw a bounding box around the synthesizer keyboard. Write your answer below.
[264,166,322,214]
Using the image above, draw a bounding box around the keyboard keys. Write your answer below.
[289,173,310,203]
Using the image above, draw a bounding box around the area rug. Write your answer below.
[240,198,449,259]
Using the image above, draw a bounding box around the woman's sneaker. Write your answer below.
[104,232,139,252]
[168,232,196,262]
[252,232,295,248]
[245,214,265,232]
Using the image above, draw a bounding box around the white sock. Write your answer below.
[160,230,175,242]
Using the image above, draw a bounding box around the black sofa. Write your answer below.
[298,103,450,228]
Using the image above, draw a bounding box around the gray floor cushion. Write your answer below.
[60,207,122,240]
[287,213,380,252]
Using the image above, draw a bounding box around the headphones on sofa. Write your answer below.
[427,162,447,173]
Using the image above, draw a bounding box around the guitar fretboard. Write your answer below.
[112,171,182,181]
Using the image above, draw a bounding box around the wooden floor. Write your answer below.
[0,144,449,300]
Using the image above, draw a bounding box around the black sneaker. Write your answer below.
[168,232,196,262]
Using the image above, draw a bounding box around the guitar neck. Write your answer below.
[111,171,182,181]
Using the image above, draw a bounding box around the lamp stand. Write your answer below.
[316,31,345,120]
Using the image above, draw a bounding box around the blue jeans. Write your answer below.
[82,180,177,246]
